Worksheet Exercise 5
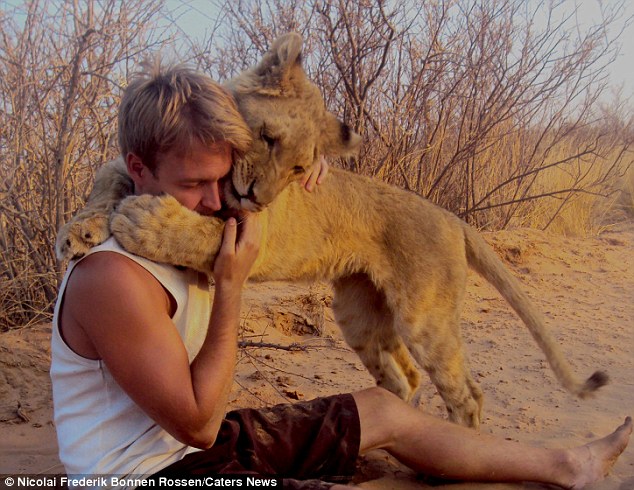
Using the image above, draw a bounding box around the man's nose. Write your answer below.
[202,183,222,211]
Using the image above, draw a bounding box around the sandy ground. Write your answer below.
[1,224,633,489]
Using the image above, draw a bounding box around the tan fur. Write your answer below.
[56,33,607,427]
[56,157,132,261]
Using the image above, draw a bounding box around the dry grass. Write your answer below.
[501,145,633,237]
[617,162,634,218]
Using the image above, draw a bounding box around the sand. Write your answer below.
[1,224,633,489]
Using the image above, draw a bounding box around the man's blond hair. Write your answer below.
[118,61,251,172]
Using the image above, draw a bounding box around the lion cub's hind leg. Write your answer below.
[332,273,421,403]
[405,311,483,428]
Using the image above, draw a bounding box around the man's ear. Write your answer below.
[125,153,149,185]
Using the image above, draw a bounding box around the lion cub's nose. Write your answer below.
[238,181,256,203]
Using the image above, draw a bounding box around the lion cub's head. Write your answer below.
[223,33,362,211]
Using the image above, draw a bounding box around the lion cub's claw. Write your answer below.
[56,214,110,261]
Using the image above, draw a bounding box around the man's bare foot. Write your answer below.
[564,416,632,489]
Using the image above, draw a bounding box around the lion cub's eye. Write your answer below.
[292,166,305,174]
[262,133,276,147]
[260,126,276,148]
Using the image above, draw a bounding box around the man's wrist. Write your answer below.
[213,281,244,304]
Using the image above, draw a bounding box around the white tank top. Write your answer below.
[50,237,210,484]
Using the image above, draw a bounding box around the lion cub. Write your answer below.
[57,33,606,427]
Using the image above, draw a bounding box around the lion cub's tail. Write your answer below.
[462,223,608,399]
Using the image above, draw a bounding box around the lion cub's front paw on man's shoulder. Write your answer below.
[111,194,182,232]
[55,214,110,261]
[110,194,182,256]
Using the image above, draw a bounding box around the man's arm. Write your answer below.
[61,216,260,448]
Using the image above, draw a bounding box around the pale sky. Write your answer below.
[570,0,634,100]
[165,0,634,101]
[3,0,632,100]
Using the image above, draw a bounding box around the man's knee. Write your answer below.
[352,387,407,452]
[353,386,402,410]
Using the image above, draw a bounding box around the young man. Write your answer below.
[51,63,631,489]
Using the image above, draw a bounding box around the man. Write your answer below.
[51,63,631,489]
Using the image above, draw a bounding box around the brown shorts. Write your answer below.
[151,393,361,489]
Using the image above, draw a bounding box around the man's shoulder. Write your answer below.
[67,250,163,298]
[75,248,146,274]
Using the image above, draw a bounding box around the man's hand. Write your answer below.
[212,215,262,289]
[301,155,329,192]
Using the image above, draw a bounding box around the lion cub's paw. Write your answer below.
[56,213,110,261]
[111,194,184,260]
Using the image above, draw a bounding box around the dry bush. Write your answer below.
[209,0,633,231]
[0,0,168,330]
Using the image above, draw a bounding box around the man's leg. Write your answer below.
[352,387,631,489]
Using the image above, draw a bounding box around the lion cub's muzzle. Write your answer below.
[223,178,265,214]
[233,181,266,212]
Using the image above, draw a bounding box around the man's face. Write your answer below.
[133,140,233,216]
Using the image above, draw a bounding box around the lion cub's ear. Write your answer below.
[252,32,305,96]
[321,112,363,158]
[269,32,303,70]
